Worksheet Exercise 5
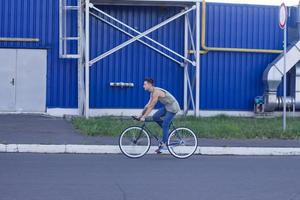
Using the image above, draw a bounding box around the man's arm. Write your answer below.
[140,92,159,120]
[141,96,152,116]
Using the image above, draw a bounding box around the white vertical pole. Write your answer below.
[195,1,201,117]
[59,0,63,57]
[85,0,90,119]
[184,14,189,114]
[283,21,287,130]
[78,0,84,116]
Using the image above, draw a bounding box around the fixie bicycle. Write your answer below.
[119,116,198,159]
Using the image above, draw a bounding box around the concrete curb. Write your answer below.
[1,144,300,155]
[199,147,300,156]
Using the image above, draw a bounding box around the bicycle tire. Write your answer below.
[167,127,198,159]
[119,126,151,158]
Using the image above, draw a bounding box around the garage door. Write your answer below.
[0,49,47,112]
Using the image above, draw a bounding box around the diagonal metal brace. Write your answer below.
[91,5,195,66]
[89,5,196,66]
[90,12,183,66]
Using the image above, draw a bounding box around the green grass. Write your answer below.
[71,115,300,139]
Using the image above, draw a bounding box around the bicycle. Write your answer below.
[119,116,198,159]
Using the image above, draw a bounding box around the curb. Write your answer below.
[1,144,300,155]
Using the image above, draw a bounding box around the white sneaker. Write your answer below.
[155,143,167,154]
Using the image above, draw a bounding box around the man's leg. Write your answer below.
[152,107,166,127]
[162,112,176,144]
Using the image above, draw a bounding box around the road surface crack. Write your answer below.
[115,182,127,200]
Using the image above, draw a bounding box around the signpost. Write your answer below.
[279,2,287,131]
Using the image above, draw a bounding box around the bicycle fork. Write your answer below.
[133,124,146,144]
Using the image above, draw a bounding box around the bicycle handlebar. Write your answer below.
[131,116,140,121]
[131,116,154,122]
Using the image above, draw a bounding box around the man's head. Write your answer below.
[143,77,154,91]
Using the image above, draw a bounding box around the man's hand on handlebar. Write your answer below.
[132,116,145,122]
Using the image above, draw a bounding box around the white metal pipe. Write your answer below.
[90,5,196,65]
[90,12,182,65]
[186,70,196,110]
[186,16,197,58]
[59,0,63,57]
[85,0,90,118]
[63,0,67,55]
[63,37,80,40]
[60,54,81,59]
[0,37,39,42]
[78,0,84,116]
[184,13,189,113]
[195,1,200,117]
[65,6,80,10]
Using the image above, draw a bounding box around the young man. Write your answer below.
[138,77,180,153]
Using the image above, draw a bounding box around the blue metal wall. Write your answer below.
[0,1,284,111]
[199,3,283,110]
[90,6,184,108]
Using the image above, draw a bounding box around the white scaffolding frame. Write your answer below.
[61,0,201,118]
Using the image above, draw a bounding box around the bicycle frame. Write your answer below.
[135,120,177,143]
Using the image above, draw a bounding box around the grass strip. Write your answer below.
[72,115,300,139]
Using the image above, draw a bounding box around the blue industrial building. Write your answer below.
[0,0,295,117]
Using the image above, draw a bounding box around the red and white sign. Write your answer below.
[279,3,287,29]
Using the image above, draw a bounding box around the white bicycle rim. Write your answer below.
[167,127,198,159]
[119,126,150,158]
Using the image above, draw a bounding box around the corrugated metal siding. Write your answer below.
[0,1,285,111]
[0,0,78,108]
[89,6,184,108]
[199,3,283,110]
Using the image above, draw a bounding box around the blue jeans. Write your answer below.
[152,107,176,143]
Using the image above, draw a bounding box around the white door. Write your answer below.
[0,49,47,112]
[15,49,47,112]
[0,49,16,111]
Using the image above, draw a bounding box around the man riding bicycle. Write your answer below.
[138,77,180,154]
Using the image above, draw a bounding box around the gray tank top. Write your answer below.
[153,87,180,113]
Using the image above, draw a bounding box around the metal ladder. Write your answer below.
[59,0,82,59]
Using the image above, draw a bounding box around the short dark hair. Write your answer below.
[144,77,154,85]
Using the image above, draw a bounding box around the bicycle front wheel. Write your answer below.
[167,127,198,159]
[119,126,151,158]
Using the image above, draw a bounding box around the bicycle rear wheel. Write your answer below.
[167,127,198,159]
[119,126,150,158]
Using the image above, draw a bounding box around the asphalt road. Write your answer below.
[1,154,300,200]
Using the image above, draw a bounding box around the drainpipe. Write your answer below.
[189,0,283,55]
[199,0,283,54]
